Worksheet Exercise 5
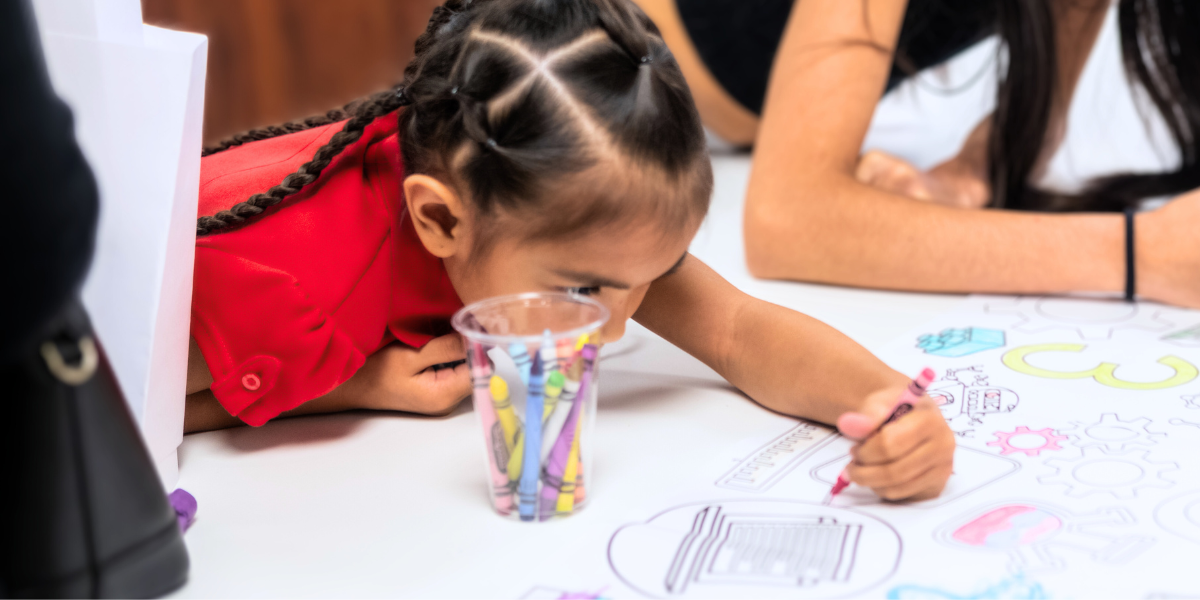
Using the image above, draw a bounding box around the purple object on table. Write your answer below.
[168,488,197,533]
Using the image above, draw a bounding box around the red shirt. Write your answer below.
[191,113,462,426]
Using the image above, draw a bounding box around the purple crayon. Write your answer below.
[539,344,597,517]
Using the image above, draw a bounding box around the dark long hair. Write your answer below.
[196,0,711,237]
[990,0,1200,211]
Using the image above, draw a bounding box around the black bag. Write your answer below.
[0,300,189,598]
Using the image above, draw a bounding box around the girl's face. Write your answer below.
[403,173,704,344]
[445,219,700,344]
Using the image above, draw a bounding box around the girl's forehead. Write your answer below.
[528,220,694,278]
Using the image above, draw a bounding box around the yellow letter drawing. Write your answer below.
[1002,343,1198,390]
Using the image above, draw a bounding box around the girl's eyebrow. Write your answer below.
[552,253,688,290]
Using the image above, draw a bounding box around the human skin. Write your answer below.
[637,0,1200,308]
[183,171,955,501]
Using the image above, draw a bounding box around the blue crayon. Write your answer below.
[508,341,532,386]
[517,357,545,521]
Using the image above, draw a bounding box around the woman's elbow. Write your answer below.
[742,189,824,281]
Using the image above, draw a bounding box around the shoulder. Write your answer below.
[197,113,403,216]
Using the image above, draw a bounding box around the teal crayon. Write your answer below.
[509,341,532,386]
[517,357,545,521]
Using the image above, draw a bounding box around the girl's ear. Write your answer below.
[403,174,470,258]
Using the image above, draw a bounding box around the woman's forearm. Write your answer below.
[744,173,1125,295]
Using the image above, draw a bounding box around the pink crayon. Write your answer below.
[470,342,514,513]
[827,367,937,502]
[539,344,597,517]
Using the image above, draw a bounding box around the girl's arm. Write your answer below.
[635,256,956,500]
[183,336,471,433]
[744,0,1199,307]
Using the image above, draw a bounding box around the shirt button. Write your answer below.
[241,373,262,391]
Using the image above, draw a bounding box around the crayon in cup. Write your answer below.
[451,292,608,521]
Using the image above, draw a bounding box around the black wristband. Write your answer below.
[1124,207,1136,302]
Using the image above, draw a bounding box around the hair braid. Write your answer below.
[196,0,493,236]
[200,108,350,157]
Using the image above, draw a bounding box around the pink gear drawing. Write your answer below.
[988,426,1068,456]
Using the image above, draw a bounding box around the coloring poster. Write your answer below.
[603,296,1200,599]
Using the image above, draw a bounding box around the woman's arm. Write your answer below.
[635,256,955,500]
[745,0,1133,298]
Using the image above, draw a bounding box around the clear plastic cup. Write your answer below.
[451,292,609,521]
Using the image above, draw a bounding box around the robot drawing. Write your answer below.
[927,366,1020,435]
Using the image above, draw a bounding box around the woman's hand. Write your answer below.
[352,334,472,415]
[1141,189,1200,309]
[856,150,990,209]
[835,387,956,501]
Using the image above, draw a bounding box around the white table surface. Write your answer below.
[171,155,966,598]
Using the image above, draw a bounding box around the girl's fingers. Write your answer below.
[407,360,471,415]
[846,434,953,491]
[412,333,468,374]
[874,460,954,502]
[836,411,878,440]
[851,402,943,466]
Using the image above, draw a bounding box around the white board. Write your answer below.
[33,0,208,486]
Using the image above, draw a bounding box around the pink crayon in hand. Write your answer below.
[828,367,937,501]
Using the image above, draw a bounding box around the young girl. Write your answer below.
[184,0,954,502]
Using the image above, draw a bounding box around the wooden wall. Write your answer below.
[142,0,443,146]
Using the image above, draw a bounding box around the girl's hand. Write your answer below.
[835,388,956,501]
[855,150,990,209]
[354,334,472,416]
[1141,188,1200,308]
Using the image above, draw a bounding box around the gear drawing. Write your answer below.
[1061,413,1166,452]
[1038,448,1178,499]
[985,297,1174,340]
[1169,418,1200,429]
[987,426,1068,456]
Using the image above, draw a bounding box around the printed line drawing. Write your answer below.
[886,573,1049,600]
[1163,324,1200,348]
[810,447,1019,508]
[927,366,1019,435]
[985,297,1174,340]
[936,501,1154,572]
[987,426,1068,457]
[1170,418,1200,429]
[715,422,839,492]
[1183,394,1200,410]
[917,327,1006,357]
[1062,413,1166,452]
[608,500,900,599]
[1154,489,1200,546]
[1038,448,1178,499]
[520,587,610,599]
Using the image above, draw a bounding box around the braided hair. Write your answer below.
[197,0,711,239]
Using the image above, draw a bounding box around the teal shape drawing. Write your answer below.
[917,327,1006,358]
[887,574,1049,600]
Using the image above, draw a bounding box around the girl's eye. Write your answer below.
[565,286,600,296]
